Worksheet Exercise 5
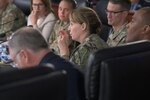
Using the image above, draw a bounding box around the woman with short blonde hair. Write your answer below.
[58,7,108,70]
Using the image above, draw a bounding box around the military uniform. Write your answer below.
[0,3,26,41]
[70,34,108,70]
[49,20,78,55]
[106,23,127,47]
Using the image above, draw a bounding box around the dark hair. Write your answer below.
[109,0,131,10]
[61,0,77,9]
[8,27,49,53]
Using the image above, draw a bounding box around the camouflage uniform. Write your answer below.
[70,34,108,70]
[0,3,26,41]
[106,23,127,47]
[49,20,78,55]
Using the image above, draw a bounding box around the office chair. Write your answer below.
[100,51,150,100]
[0,70,67,100]
[85,40,150,100]
[0,65,54,85]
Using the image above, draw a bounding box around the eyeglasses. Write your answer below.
[105,9,128,15]
[32,3,44,8]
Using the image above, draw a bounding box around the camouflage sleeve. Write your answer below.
[48,26,62,55]
[48,28,57,45]
[121,35,126,43]
[14,7,26,28]
[117,34,126,46]
[70,45,91,70]
[48,21,61,54]
[10,6,26,31]
[1,12,15,34]
[1,4,26,36]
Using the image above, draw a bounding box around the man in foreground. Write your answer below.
[8,26,85,100]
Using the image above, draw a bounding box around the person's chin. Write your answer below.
[59,16,65,20]
[71,36,75,41]
[125,38,132,43]
[70,35,73,39]
[108,21,113,25]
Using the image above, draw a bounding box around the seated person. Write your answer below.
[8,26,84,100]
[0,0,26,41]
[27,0,56,42]
[106,0,131,47]
[57,7,108,71]
[48,0,78,55]
[126,7,150,42]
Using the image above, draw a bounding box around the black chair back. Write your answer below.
[85,40,150,100]
[100,51,150,100]
[0,70,67,100]
[0,65,54,85]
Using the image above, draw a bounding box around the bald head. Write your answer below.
[126,7,150,43]
[138,7,150,25]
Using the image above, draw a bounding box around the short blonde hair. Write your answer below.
[69,7,102,34]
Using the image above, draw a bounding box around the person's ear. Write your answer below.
[123,11,129,18]
[143,25,150,34]
[81,23,87,31]
[20,49,29,63]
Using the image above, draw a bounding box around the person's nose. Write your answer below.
[107,12,113,18]
[34,5,40,10]
[61,9,65,15]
